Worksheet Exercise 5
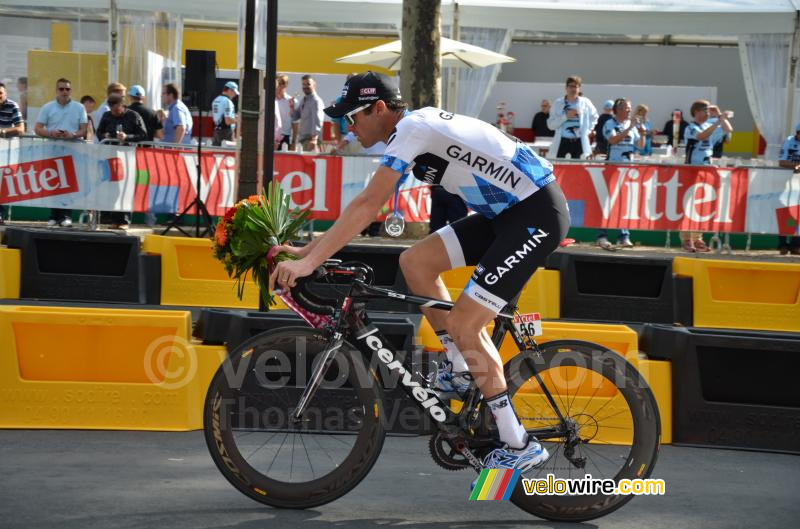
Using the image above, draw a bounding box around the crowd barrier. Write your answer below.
[545,251,692,324]
[0,305,226,431]
[3,227,800,450]
[640,324,800,453]
[2,136,800,234]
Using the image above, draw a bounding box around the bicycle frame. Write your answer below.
[290,277,573,470]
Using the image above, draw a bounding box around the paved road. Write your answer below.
[1,431,798,529]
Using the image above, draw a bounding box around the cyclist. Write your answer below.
[270,71,570,478]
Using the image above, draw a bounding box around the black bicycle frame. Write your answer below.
[332,280,571,442]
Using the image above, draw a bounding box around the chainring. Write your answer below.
[428,433,471,471]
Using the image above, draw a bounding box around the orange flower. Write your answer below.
[247,194,261,205]
[215,219,229,247]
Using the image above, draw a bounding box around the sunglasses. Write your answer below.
[344,104,372,126]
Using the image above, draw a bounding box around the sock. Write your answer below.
[435,331,471,374]
[485,391,528,449]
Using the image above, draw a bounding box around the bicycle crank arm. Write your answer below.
[291,332,344,422]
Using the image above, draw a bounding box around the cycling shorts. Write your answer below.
[435,182,570,314]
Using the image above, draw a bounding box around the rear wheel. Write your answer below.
[504,340,661,522]
[204,327,386,508]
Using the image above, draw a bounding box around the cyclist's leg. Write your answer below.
[445,184,570,448]
[399,213,494,333]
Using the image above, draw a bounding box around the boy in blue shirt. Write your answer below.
[681,100,733,252]
[596,98,645,249]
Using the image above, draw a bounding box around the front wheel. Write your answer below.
[504,340,661,522]
[204,327,386,509]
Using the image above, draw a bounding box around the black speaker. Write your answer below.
[184,49,216,109]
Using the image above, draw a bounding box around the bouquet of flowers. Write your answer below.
[213,181,309,306]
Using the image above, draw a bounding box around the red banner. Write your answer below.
[134,148,236,216]
[273,154,342,221]
[555,164,748,232]
[0,155,78,204]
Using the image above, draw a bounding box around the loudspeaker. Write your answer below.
[184,49,216,109]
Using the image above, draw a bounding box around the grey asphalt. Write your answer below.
[0,430,798,529]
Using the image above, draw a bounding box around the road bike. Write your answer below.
[204,260,660,522]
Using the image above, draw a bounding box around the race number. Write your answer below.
[512,312,542,337]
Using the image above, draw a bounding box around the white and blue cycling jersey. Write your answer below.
[603,118,640,162]
[380,107,555,219]
[559,99,581,139]
[211,94,236,129]
[685,121,725,165]
[779,135,800,162]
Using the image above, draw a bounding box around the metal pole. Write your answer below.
[263,0,278,187]
[785,11,800,138]
[447,2,459,113]
[109,0,119,83]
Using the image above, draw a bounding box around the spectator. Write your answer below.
[530,99,553,138]
[593,99,614,158]
[95,93,147,229]
[0,82,24,138]
[161,83,192,144]
[662,109,689,147]
[331,73,359,147]
[777,122,800,255]
[93,82,126,138]
[547,75,598,159]
[211,81,238,146]
[292,74,324,152]
[95,93,147,143]
[596,98,645,250]
[0,82,25,225]
[680,99,734,252]
[16,77,27,121]
[275,74,294,150]
[34,77,88,227]
[634,104,654,156]
[126,85,163,142]
[80,95,96,140]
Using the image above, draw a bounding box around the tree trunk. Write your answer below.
[400,0,441,110]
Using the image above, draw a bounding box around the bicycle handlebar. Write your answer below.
[289,267,337,316]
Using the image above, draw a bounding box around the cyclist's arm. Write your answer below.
[306,165,400,265]
[270,165,402,289]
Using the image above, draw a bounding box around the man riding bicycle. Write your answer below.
[270,71,571,482]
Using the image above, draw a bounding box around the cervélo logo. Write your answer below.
[0,156,78,203]
[359,327,447,423]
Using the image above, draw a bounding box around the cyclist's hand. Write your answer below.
[270,257,315,292]
[273,243,309,259]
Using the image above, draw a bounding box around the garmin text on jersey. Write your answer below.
[445,144,520,189]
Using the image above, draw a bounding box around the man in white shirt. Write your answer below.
[547,76,598,159]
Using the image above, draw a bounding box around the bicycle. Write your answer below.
[204,259,661,522]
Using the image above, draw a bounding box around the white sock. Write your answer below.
[435,331,471,373]
[486,391,528,449]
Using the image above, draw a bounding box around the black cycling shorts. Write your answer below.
[435,182,570,313]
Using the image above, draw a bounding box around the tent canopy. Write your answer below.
[13,0,800,35]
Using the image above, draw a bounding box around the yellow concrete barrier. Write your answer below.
[142,234,287,310]
[0,306,226,431]
[673,257,800,332]
[0,247,20,299]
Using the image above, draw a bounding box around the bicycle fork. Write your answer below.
[291,331,344,423]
